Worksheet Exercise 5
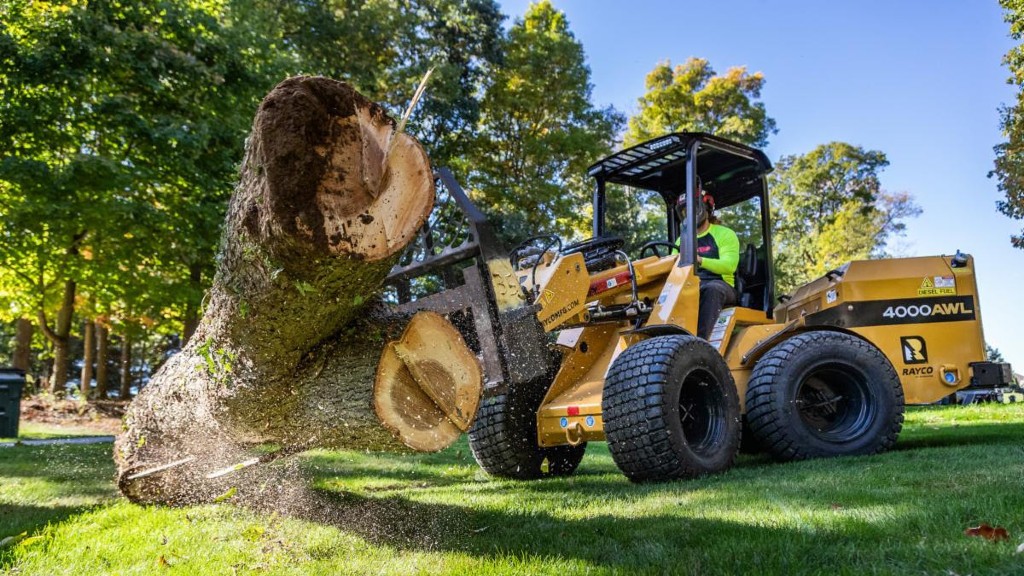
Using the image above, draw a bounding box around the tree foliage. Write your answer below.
[259,0,503,169]
[770,143,921,295]
[986,343,1006,362]
[0,0,280,389]
[607,58,777,251]
[994,0,1024,248]
[624,58,777,148]
[0,0,507,392]
[465,0,623,244]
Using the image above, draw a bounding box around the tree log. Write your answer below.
[115,76,478,505]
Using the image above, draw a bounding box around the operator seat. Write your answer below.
[734,243,768,311]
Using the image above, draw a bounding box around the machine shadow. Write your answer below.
[271,485,805,570]
[893,419,1024,451]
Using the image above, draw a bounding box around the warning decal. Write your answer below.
[918,276,955,296]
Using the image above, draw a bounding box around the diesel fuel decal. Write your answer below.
[805,296,976,328]
[917,276,956,296]
[900,336,928,364]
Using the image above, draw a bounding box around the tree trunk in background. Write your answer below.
[116,77,446,505]
[119,333,132,400]
[182,264,202,345]
[40,280,76,395]
[80,320,95,400]
[137,338,149,391]
[95,324,109,399]
[13,318,32,372]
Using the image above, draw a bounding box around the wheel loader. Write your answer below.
[382,132,1014,481]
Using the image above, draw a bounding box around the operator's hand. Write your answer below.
[696,255,703,266]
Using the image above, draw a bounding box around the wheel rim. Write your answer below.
[794,362,872,442]
[678,368,727,456]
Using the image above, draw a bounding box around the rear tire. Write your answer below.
[745,331,904,462]
[469,386,585,479]
[602,335,741,482]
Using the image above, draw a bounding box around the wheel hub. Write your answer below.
[795,366,871,442]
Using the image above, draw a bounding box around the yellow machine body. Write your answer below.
[529,251,989,448]
[387,135,1011,480]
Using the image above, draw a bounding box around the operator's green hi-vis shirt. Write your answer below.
[697,224,740,287]
[677,224,740,287]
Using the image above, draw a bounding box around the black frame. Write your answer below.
[587,132,776,312]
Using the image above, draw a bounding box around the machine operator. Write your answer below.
[676,179,740,340]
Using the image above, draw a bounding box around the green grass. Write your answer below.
[1,421,116,441]
[2,404,1023,575]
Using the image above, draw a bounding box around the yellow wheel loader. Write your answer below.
[382,132,1013,481]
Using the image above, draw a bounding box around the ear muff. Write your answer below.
[701,191,716,213]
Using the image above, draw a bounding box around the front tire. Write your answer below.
[469,385,585,479]
[745,331,905,462]
[602,335,741,482]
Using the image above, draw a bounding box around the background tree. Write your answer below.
[0,0,282,393]
[624,57,776,148]
[770,142,921,295]
[465,0,623,244]
[609,58,776,251]
[986,343,1006,362]
[994,0,1024,248]
[260,0,503,169]
[0,0,509,397]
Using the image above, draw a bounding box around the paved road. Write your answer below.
[0,436,115,448]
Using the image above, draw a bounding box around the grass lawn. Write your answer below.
[1,404,1023,575]
[1,421,117,441]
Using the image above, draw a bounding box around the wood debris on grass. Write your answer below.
[964,523,1010,542]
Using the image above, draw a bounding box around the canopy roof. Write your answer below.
[586,132,773,209]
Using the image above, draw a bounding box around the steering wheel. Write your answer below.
[638,241,678,259]
[561,236,625,273]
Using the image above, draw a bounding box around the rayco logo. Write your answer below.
[900,336,928,364]
[902,366,934,377]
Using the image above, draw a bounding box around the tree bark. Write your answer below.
[95,324,109,399]
[80,320,95,400]
[119,333,132,400]
[13,318,32,372]
[39,279,76,395]
[115,77,458,505]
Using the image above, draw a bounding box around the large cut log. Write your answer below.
[115,76,481,505]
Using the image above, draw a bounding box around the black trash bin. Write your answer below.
[0,368,26,438]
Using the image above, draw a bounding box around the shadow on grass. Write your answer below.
[0,503,94,569]
[894,419,1024,451]
[267,482,973,574]
[274,487,773,570]
[0,503,92,538]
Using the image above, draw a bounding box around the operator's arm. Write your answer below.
[699,226,740,276]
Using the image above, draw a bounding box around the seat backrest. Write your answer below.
[736,243,768,311]
[737,243,757,280]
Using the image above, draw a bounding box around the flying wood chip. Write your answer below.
[964,523,1009,542]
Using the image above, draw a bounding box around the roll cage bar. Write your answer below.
[587,132,774,278]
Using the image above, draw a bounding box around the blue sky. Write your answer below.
[499,0,1024,371]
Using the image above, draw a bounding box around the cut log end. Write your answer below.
[253,76,434,262]
[374,311,483,451]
